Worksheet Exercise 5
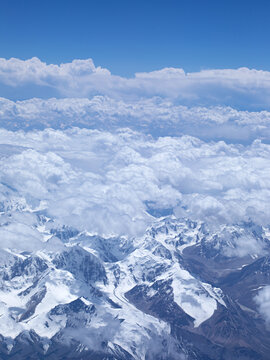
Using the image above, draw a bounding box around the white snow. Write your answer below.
[168,264,219,327]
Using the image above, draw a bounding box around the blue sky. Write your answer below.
[1,0,270,76]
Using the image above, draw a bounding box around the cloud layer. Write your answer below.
[1,96,270,143]
[1,57,270,109]
[0,57,270,260]
[0,128,270,244]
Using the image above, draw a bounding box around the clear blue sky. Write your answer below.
[1,0,270,76]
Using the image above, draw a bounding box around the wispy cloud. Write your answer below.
[254,286,270,326]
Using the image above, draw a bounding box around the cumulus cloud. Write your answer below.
[1,57,270,109]
[1,96,270,143]
[0,128,270,247]
[0,57,109,87]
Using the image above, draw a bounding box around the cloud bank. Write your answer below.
[0,128,270,244]
[1,96,270,143]
[1,57,270,144]
[1,57,270,109]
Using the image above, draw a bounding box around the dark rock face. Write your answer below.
[126,281,194,327]
[52,245,107,284]
[50,225,79,242]
[0,331,135,360]
[19,286,47,322]
[9,256,48,281]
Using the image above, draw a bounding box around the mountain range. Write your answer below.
[0,207,270,360]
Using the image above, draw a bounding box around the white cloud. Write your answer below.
[0,96,270,142]
[1,57,270,109]
[0,57,109,86]
[0,57,269,250]
[254,286,270,325]
[0,128,270,247]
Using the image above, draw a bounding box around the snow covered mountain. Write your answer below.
[1,207,270,359]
